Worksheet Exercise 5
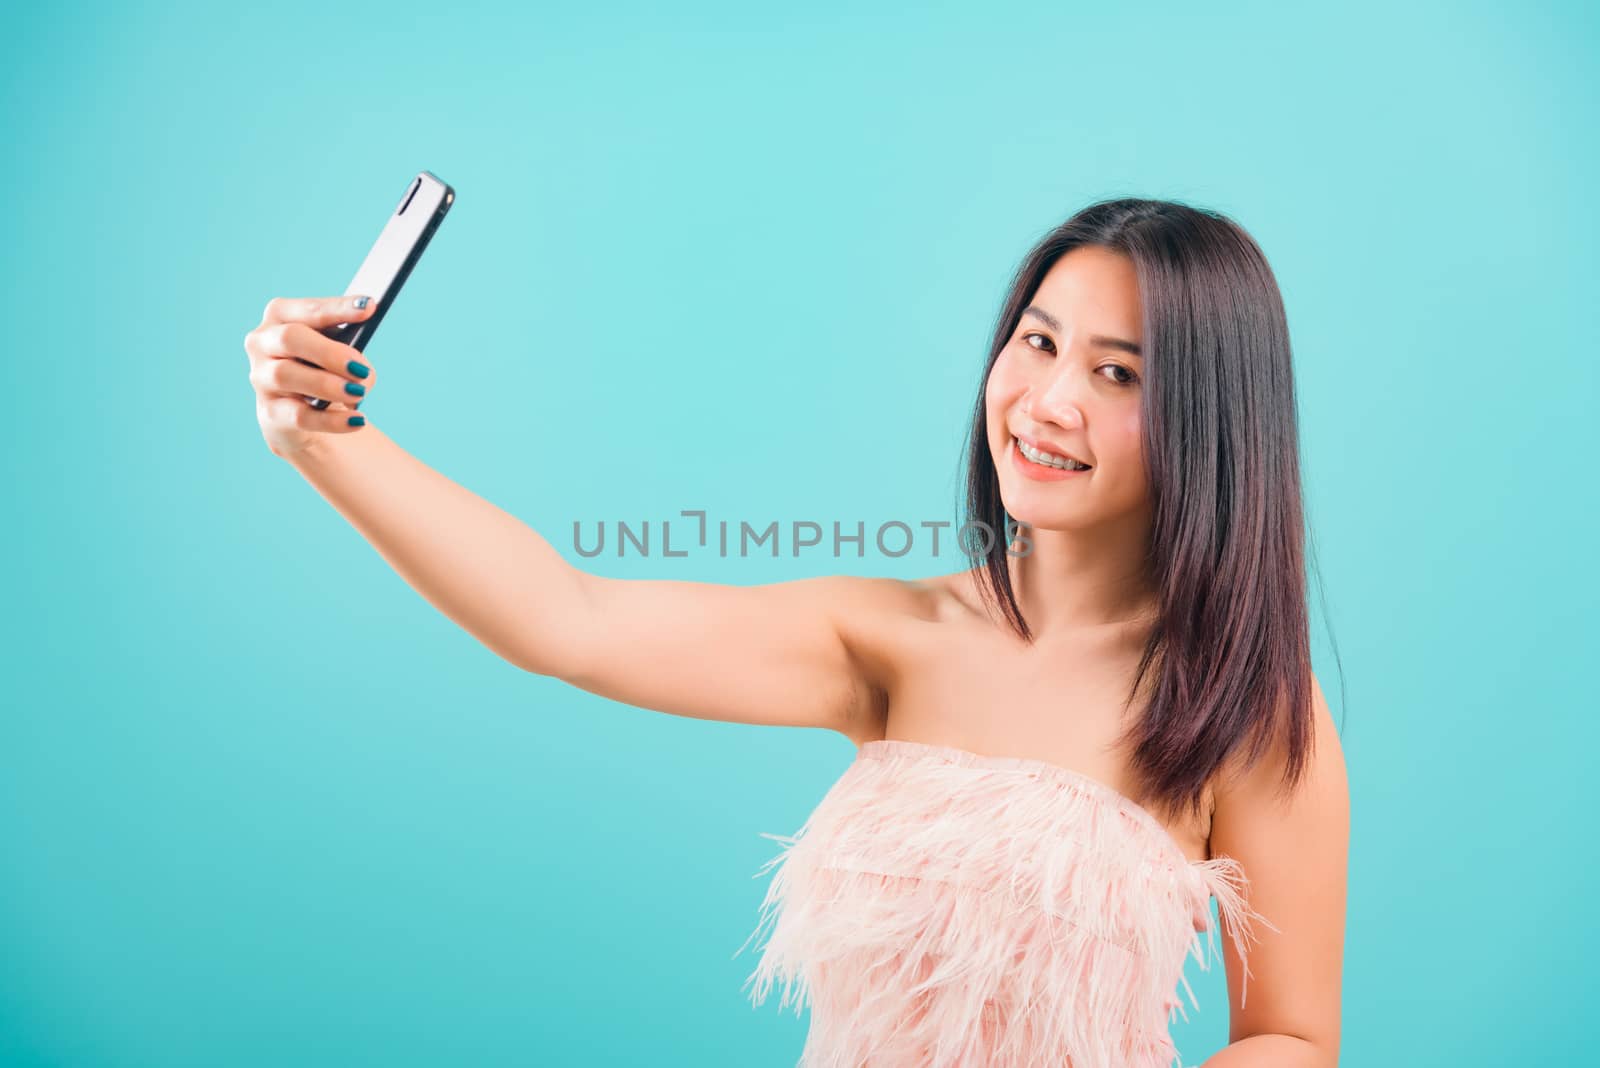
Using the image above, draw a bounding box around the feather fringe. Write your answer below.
[733,739,1275,1068]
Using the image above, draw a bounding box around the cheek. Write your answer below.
[1120,405,1141,447]
[983,367,1009,423]
[985,356,1022,408]
[1113,406,1145,478]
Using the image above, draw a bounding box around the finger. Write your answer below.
[260,294,378,330]
[246,320,377,386]
[251,353,372,407]
[264,392,370,434]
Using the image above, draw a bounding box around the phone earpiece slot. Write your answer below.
[397,176,422,216]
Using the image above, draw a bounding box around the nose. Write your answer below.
[1025,362,1088,428]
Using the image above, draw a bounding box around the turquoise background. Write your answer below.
[3,1,1595,1064]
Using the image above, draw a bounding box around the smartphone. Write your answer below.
[300,170,455,409]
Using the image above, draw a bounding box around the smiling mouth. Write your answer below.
[1012,435,1092,471]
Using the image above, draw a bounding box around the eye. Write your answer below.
[1020,331,1139,385]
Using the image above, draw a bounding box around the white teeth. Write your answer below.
[1016,437,1089,470]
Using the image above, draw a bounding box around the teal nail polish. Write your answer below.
[344,381,366,397]
[354,296,370,310]
[347,359,369,379]
[348,415,365,427]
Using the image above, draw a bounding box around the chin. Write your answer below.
[997,493,1076,531]
[1004,510,1077,534]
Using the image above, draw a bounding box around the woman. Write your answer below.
[243,197,1348,1067]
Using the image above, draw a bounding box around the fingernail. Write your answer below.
[344,381,366,397]
[348,415,366,427]
[347,359,370,379]
[354,296,371,310]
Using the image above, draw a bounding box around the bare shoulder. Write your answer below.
[807,571,945,615]
[1213,670,1347,810]
[819,569,977,742]
[817,569,974,631]
[898,566,994,623]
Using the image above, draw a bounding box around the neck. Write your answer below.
[1004,515,1159,635]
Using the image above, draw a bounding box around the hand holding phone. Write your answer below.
[242,171,455,459]
[299,171,454,409]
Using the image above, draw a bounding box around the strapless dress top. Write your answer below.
[734,738,1275,1068]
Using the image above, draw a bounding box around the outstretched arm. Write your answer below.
[283,424,898,740]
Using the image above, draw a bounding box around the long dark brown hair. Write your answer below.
[960,197,1339,822]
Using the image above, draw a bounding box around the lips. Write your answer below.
[1009,436,1090,481]
[1013,431,1091,468]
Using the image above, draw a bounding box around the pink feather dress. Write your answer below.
[735,738,1274,1068]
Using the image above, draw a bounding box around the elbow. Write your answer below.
[513,567,597,681]
[1214,1031,1338,1068]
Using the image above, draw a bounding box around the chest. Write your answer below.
[865,614,1214,863]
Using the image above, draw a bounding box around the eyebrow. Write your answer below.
[1020,305,1142,357]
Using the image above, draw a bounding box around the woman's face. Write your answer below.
[985,246,1149,535]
